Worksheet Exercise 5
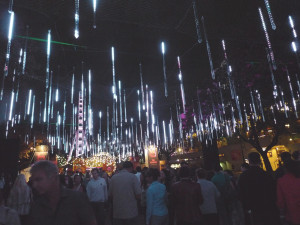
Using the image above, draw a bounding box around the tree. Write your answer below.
[159,145,176,164]
[201,131,220,170]
[237,115,286,173]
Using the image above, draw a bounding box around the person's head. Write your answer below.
[196,168,207,179]
[206,170,215,180]
[91,168,99,180]
[280,152,292,164]
[30,160,59,195]
[0,189,3,205]
[248,152,261,166]
[241,163,250,172]
[286,160,300,178]
[292,151,300,161]
[146,168,160,184]
[73,174,82,185]
[142,167,149,173]
[123,161,134,172]
[224,170,233,176]
[102,172,108,179]
[136,166,141,173]
[159,170,166,182]
[180,161,189,168]
[215,165,223,172]
[179,166,190,179]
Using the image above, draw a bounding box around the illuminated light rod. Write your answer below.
[8,91,15,121]
[74,0,80,39]
[289,16,297,38]
[258,7,276,70]
[177,56,186,113]
[93,0,97,28]
[264,0,276,30]
[27,89,32,115]
[3,11,15,77]
[161,42,168,97]
[111,47,117,100]
[292,42,297,52]
[45,30,51,89]
[192,0,202,43]
[202,16,215,79]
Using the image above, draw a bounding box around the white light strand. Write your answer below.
[259,8,276,70]
[202,16,215,79]
[74,0,79,39]
[264,0,276,30]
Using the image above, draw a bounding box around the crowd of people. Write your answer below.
[0,150,299,225]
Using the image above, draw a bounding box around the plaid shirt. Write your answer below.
[170,179,203,223]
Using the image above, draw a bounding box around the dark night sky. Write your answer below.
[0,0,300,123]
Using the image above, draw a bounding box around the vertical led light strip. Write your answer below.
[202,16,215,79]
[93,0,97,28]
[192,0,202,43]
[177,56,186,113]
[161,42,168,97]
[74,0,79,39]
[258,8,276,70]
[264,0,276,30]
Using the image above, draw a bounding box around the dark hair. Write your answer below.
[248,152,261,165]
[180,161,188,166]
[280,152,291,163]
[123,161,133,169]
[60,174,73,189]
[0,189,3,204]
[91,168,99,174]
[206,170,215,181]
[196,168,207,179]
[136,166,142,172]
[241,163,250,169]
[292,151,299,160]
[30,160,59,177]
[224,170,233,176]
[74,174,83,183]
[286,160,300,178]
[215,165,223,172]
[146,168,160,181]
[179,166,190,178]
[161,169,172,192]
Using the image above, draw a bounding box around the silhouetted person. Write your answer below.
[196,168,220,225]
[145,168,168,225]
[0,189,21,225]
[238,152,280,225]
[275,152,292,180]
[87,168,108,225]
[109,161,141,225]
[292,150,300,161]
[170,167,203,225]
[277,160,300,225]
[29,160,97,225]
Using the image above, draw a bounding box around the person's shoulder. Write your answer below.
[171,181,181,189]
[154,181,166,189]
[1,206,18,216]
[63,188,86,199]
[278,172,293,183]
[99,177,106,182]
[110,173,120,181]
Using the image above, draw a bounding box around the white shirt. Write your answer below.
[86,177,108,202]
[0,205,21,225]
[109,170,141,219]
[0,177,5,189]
[197,179,220,214]
[135,172,141,184]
